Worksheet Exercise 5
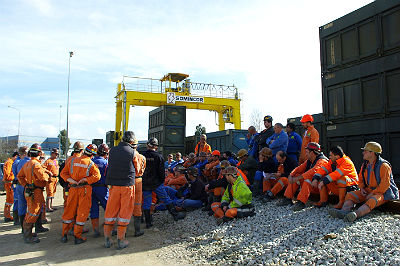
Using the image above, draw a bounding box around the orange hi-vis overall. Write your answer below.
[263,164,288,196]
[165,173,187,189]
[133,152,146,217]
[60,155,100,239]
[62,154,81,207]
[17,158,49,224]
[299,125,319,164]
[3,158,15,219]
[284,155,328,204]
[44,158,59,200]
[194,142,212,156]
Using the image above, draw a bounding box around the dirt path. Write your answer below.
[0,186,179,266]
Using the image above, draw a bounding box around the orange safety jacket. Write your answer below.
[17,158,50,188]
[60,155,100,184]
[314,154,358,187]
[3,158,14,182]
[183,160,196,168]
[195,142,212,156]
[43,158,59,177]
[133,152,146,177]
[299,125,319,163]
[165,174,187,189]
[290,154,328,180]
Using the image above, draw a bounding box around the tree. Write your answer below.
[249,109,263,132]
[195,124,206,136]
[0,139,18,162]
[58,129,70,156]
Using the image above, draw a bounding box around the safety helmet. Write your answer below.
[73,141,84,152]
[264,115,273,122]
[300,114,314,123]
[306,142,321,153]
[147,137,159,147]
[29,143,42,157]
[84,144,97,156]
[237,149,248,158]
[361,141,382,154]
[97,143,110,156]
[212,150,221,156]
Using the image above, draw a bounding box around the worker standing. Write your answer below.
[11,150,22,225]
[90,143,109,238]
[194,134,212,157]
[330,142,399,222]
[44,148,60,212]
[3,151,19,222]
[103,131,137,249]
[299,114,319,164]
[17,144,50,244]
[246,126,259,159]
[286,123,302,162]
[60,144,100,245]
[255,115,274,152]
[14,146,31,232]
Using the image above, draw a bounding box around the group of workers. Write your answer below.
[2,113,399,249]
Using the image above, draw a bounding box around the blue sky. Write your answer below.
[0,0,374,143]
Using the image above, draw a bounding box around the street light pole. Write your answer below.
[65,51,73,158]
[59,105,62,152]
[8,105,21,137]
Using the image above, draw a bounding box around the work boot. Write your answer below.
[60,235,68,243]
[23,222,40,244]
[292,201,306,212]
[19,215,25,233]
[13,211,20,225]
[328,208,350,219]
[74,237,87,244]
[202,194,213,211]
[167,204,186,221]
[35,215,49,233]
[262,191,274,203]
[4,217,13,223]
[144,210,153,229]
[74,224,87,245]
[104,224,113,248]
[313,185,328,208]
[133,216,144,237]
[344,212,357,223]
[117,239,129,250]
[276,198,293,206]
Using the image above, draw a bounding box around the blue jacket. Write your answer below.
[287,132,302,155]
[266,131,288,155]
[12,157,21,180]
[169,159,184,171]
[194,160,208,177]
[246,133,259,159]
[164,160,175,169]
[92,156,108,185]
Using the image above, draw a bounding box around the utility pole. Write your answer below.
[8,105,21,143]
[65,51,73,158]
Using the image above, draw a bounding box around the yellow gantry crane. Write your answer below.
[114,73,241,145]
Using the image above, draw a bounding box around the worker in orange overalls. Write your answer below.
[312,145,359,209]
[60,144,100,245]
[194,134,212,157]
[17,144,50,244]
[165,165,187,189]
[330,142,399,222]
[203,150,221,181]
[299,114,320,164]
[278,143,328,211]
[3,151,19,222]
[131,139,146,237]
[44,148,60,212]
[183,153,196,168]
[103,131,138,249]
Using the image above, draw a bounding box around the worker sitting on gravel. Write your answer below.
[330,142,399,222]
[299,114,319,164]
[278,143,328,211]
[221,151,238,166]
[202,150,221,181]
[262,151,298,202]
[237,149,258,185]
[61,144,100,245]
[195,134,212,157]
[183,153,196,168]
[211,166,254,225]
[253,148,277,196]
[312,146,359,209]
[165,165,187,189]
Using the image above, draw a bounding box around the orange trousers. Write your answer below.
[104,186,134,226]
[25,188,45,224]
[284,179,319,204]
[62,185,92,226]
[345,190,386,210]
[211,202,237,218]
[133,179,142,217]
[263,177,289,196]
[46,177,58,199]
[4,183,13,219]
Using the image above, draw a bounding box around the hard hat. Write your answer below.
[361,142,382,154]
[73,141,84,152]
[212,150,221,156]
[187,166,198,177]
[98,143,110,155]
[147,137,159,147]
[306,142,321,153]
[84,144,97,156]
[300,114,314,123]
[29,143,42,157]
[237,149,248,158]
[264,115,273,122]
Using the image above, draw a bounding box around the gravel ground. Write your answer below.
[152,197,400,265]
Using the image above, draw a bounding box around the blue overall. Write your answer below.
[11,157,21,212]
[143,184,174,210]
[90,156,109,219]
[15,157,31,216]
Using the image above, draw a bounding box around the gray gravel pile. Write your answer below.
[151,198,400,265]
